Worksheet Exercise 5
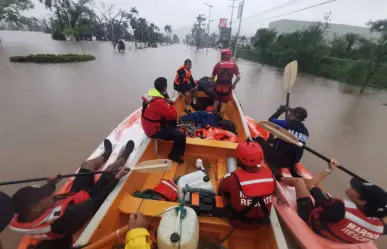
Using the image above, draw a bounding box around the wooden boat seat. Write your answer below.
[118,194,232,231]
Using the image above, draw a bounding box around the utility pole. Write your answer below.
[228,0,238,47]
[234,0,245,59]
[205,3,213,55]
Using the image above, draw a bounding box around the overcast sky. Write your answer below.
[27,0,387,36]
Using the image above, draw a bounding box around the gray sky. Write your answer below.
[27,0,387,36]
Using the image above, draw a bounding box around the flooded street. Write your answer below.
[1,31,386,248]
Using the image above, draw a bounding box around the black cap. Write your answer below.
[0,192,15,233]
[12,184,55,215]
[290,107,307,121]
[350,178,387,218]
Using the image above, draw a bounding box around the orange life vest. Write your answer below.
[153,179,178,201]
[227,167,275,224]
[309,199,385,244]
[9,191,90,240]
[174,65,192,85]
[215,60,236,95]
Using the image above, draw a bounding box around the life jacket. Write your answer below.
[174,66,192,85]
[142,96,164,124]
[153,179,178,201]
[309,199,384,244]
[227,167,275,224]
[9,191,90,240]
[215,60,236,95]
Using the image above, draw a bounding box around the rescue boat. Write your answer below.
[17,91,287,249]
[246,118,378,249]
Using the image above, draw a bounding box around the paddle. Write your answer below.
[0,159,172,186]
[283,61,298,119]
[258,121,367,182]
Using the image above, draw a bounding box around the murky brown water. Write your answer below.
[1,31,386,249]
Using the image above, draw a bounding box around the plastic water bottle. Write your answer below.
[195,159,205,171]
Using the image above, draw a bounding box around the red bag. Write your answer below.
[153,179,178,201]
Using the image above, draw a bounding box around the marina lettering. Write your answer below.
[288,129,308,143]
[340,223,380,242]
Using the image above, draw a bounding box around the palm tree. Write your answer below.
[130,7,138,17]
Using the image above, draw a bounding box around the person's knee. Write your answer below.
[81,161,89,169]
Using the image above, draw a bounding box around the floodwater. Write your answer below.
[0,31,386,249]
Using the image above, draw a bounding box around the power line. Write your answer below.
[254,0,338,22]
[256,0,305,16]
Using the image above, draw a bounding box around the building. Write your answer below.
[268,19,380,41]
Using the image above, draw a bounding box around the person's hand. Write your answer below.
[46,174,62,185]
[114,167,128,179]
[128,212,148,231]
[328,158,340,169]
[277,105,286,111]
[194,86,198,91]
[165,99,174,105]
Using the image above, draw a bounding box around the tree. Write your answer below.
[0,0,34,26]
[172,34,179,44]
[360,19,387,93]
[253,28,277,51]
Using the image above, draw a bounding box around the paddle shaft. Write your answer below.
[285,92,290,119]
[0,169,130,186]
[303,146,367,182]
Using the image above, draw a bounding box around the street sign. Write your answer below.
[218,18,228,28]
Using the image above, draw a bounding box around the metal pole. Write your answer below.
[234,0,244,59]
[205,3,213,55]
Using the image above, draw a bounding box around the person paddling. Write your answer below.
[255,105,309,179]
[141,77,186,164]
[282,159,387,244]
[8,139,135,249]
[218,139,284,229]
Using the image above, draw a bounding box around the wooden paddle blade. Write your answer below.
[258,121,304,147]
[131,159,172,173]
[283,60,298,92]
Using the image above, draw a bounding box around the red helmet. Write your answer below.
[236,140,264,167]
[221,48,232,60]
[205,106,213,112]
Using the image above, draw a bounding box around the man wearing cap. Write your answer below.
[7,139,135,249]
[255,105,309,179]
[282,159,387,244]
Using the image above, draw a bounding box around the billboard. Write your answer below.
[219,27,231,41]
[218,18,228,28]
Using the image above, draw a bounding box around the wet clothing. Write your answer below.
[298,187,387,243]
[125,228,151,249]
[218,167,275,229]
[141,89,178,137]
[174,66,195,94]
[141,88,186,158]
[212,60,239,103]
[19,168,119,248]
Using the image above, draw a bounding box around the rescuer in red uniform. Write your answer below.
[282,159,387,244]
[211,48,241,118]
[142,77,186,164]
[218,139,283,229]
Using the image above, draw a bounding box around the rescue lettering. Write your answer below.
[288,129,308,143]
[340,223,380,243]
[239,191,272,207]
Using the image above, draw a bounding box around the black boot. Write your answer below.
[168,153,184,164]
[101,139,113,162]
[120,140,135,160]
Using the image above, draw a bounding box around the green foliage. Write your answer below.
[239,19,387,91]
[0,0,34,26]
[9,53,95,63]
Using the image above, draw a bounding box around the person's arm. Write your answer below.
[125,213,150,249]
[383,222,387,235]
[232,64,241,89]
[211,64,219,82]
[304,159,339,190]
[268,105,288,128]
[274,183,287,205]
[155,99,177,120]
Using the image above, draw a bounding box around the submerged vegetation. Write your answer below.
[9,53,96,63]
[239,15,387,92]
